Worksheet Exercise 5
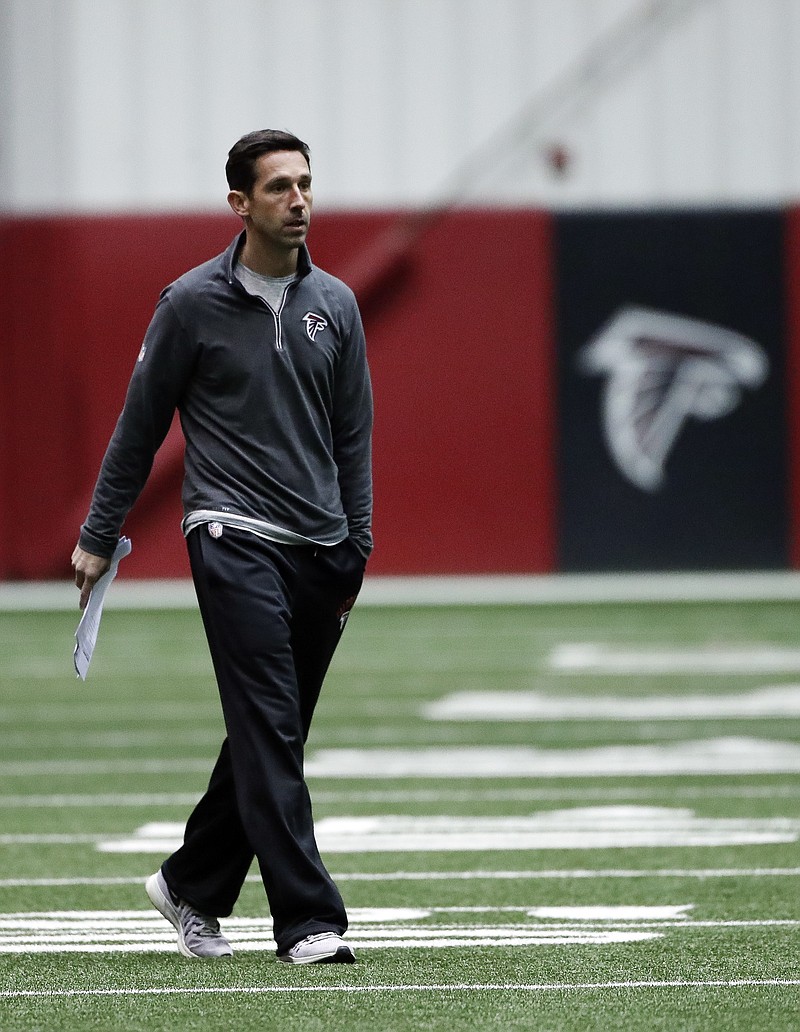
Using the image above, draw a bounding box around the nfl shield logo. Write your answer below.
[208,522,224,539]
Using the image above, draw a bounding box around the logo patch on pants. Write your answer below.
[208,522,224,539]
[337,594,357,631]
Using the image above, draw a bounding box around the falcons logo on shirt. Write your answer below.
[303,312,328,342]
[577,307,768,492]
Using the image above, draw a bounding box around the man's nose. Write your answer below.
[289,185,306,207]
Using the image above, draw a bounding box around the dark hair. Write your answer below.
[225,129,311,194]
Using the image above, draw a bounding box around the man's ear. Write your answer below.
[227,190,249,219]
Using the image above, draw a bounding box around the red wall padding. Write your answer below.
[0,210,558,579]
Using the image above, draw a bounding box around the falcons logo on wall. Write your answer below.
[303,311,328,342]
[577,307,769,492]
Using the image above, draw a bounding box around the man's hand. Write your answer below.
[71,545,111,610]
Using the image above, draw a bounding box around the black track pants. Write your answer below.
[162,526,365,953]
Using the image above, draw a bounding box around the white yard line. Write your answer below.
[1,868,799,889]
[0,909,798,956]
[335,867,800,881]
[0,919,669,931]
[92,808,800,855]
[0,835,106,845]
[0,794,202,808]
[2,785,800,808]
[550,644,800,675]
[303,740,800,778]
[1,979,799,998]
[0,759,213,776]
[9,737,800,779]
[0,878,156,888]
[314,785,800,802]
[425,684,800,721]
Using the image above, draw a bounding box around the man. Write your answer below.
[71,129,373,965]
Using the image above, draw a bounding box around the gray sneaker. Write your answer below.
[278,932,356,965]
[145,870,233,959]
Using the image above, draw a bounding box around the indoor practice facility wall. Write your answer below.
[3,205,797,579]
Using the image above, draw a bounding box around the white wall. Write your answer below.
[2,0,799,213]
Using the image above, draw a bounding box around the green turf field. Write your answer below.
[1,593,799,1030]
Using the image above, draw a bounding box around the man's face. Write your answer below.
[235,149,313,252]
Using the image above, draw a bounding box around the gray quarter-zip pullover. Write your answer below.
[79,232,373,560]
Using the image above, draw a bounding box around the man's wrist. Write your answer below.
[77,527,119,559]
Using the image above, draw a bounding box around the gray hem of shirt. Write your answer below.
[181,509,345,548]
